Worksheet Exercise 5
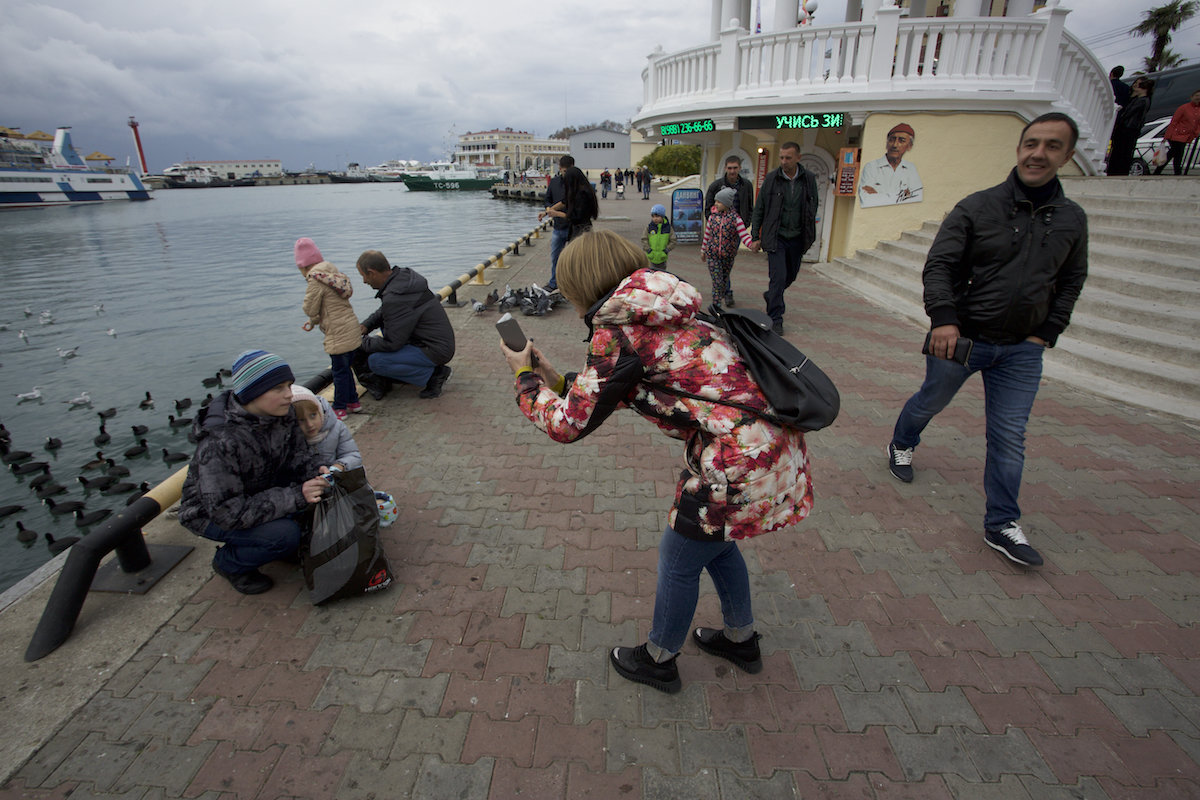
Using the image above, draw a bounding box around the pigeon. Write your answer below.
[485,288,500,308]
[472,299,487,314]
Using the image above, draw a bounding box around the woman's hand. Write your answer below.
[530,345,561,387]
[500,340,533,374]
[301,475,328,503]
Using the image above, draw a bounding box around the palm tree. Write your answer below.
[1130,0,1198,73]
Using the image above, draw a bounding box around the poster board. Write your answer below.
[671,188,704,244]
[755,149,770,192]
[837,147,860,197]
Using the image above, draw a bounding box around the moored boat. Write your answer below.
[400,163,494,191]
[0,127,151,209]
[161,163,231,188]
[330,162,371,183]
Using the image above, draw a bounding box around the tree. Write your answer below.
[550,120,627,139]
[1131,0,1197,73]
[638,144,702,177]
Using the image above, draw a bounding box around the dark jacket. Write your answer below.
[749,166,818,253]
[923,169,1088,347]
[544,174,569,231]
[178,391,322,535]
[704,175,754,225]
[360,267,455,365]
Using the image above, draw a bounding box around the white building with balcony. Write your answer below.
[631,0,1113,262]
[453,128,570,174]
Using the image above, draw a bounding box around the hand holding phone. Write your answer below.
[497,313,538,366]
[922,332,973,366]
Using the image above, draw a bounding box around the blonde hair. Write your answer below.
[291,398,321,418]
[556,230,649,311]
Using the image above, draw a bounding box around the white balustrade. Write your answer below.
[635,12,1113,172]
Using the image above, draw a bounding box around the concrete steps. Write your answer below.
[814,177,1200,421]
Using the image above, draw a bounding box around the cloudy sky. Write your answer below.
[3,0,1196,173]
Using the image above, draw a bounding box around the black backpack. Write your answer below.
[658,305,840,432]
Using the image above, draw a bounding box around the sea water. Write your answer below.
[0,183,542,594]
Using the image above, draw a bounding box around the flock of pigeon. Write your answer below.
[0,366,230,556]
[470,284,570,317]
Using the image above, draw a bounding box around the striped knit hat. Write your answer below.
[231,350,294,404]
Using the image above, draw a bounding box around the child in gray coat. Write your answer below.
[290,385,362,471]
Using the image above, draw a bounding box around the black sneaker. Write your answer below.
[771,320,784,336]
[609,644,681,693]
[213,562,273,594]
[419,365,452,399]
[887,443,914,483]
[724,292,735,307]
[985,522,1043,567]
[693,628,763,674]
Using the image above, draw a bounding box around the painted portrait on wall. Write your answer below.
[859,123,924,208]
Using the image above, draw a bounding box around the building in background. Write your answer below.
[178,159,283,179]
[568,127,633,174]
[453,129,569,174]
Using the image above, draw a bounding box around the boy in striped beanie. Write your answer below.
[178,350,330,595]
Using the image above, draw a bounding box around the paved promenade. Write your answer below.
[1,189,1198,799]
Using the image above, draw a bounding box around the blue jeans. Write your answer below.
[649,526,754,657]
[892,339,1045,529]
[329,350,360,410]
[549,226,569,288]
[765,236,806,324]
[367,346,436,387]
[203,517,302,574]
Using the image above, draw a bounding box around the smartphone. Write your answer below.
[922,332,973,366]
[497,313,538,365]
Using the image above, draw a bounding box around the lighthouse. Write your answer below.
[127,116,149,176]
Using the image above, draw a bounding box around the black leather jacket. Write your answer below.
[750,166,818,254]
[923,169,1088,346]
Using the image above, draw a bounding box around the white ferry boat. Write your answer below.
[0,127,151,209]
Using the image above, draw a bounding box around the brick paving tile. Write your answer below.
[187,740,282,799]
[816,726,905,781]
[256,744,352,800]
[489,758,567,800]
[461,714,538,768]
[566,763,643,799]
[532,718,606,772]
[1098,777,1200,800]
[1026,729,1134,785]
[745,726,827,778]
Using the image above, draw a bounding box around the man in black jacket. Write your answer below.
[750,142,818,334]
[704,155,754,226]
[539,155,574,290]
[887,113,1089,568]
[355,251,455,399]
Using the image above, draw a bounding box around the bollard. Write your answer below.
[467,261,492,286]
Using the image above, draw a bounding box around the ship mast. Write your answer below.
[127,116,149,175]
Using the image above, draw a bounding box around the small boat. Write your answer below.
[0,127,151,210]
[329,162,371,184]
[401,163,494,192]
[160,163,230,189]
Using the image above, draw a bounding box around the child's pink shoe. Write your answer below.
[347,402,363,413]
[334,408,349,421]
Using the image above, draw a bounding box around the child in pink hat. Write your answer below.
[295,237,362,420]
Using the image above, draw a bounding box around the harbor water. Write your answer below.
[0,183,543,594]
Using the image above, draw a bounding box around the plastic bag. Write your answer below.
[302,466,394,604]
[1151,140,1170,167]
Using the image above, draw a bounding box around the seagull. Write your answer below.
[39,314,53,326]
[56,346,79,359]
[65,391,92,408]
[139,391,154,409]
[94,303,105,315]
[15,387,42,402]
[106,328,117,337]
[23,306,32,318]
[18,330,28,343]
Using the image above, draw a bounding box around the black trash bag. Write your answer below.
[302,466,394,604]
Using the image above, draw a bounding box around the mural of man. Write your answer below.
[859,123,924,208]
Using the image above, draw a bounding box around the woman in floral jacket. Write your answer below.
[501,229,813,693]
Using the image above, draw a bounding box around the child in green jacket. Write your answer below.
[640,204,677,268]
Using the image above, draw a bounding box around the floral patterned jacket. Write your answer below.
[515,269,813,542]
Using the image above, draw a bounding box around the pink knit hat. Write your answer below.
[294,237,323,268]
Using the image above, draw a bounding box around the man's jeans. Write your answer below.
[203,517,302,574]
[892,339,1045,529]
[648,526,754,657]
[367,346,436,387]
[549,226,569,287]
[764,236,807,324]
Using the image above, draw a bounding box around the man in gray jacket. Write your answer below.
[886,113,1088,568]
[355,251,455,399]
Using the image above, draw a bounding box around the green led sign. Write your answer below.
[659,118,715,136]
[738,113,846,130]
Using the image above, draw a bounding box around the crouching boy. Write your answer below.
[179,350,329,595]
